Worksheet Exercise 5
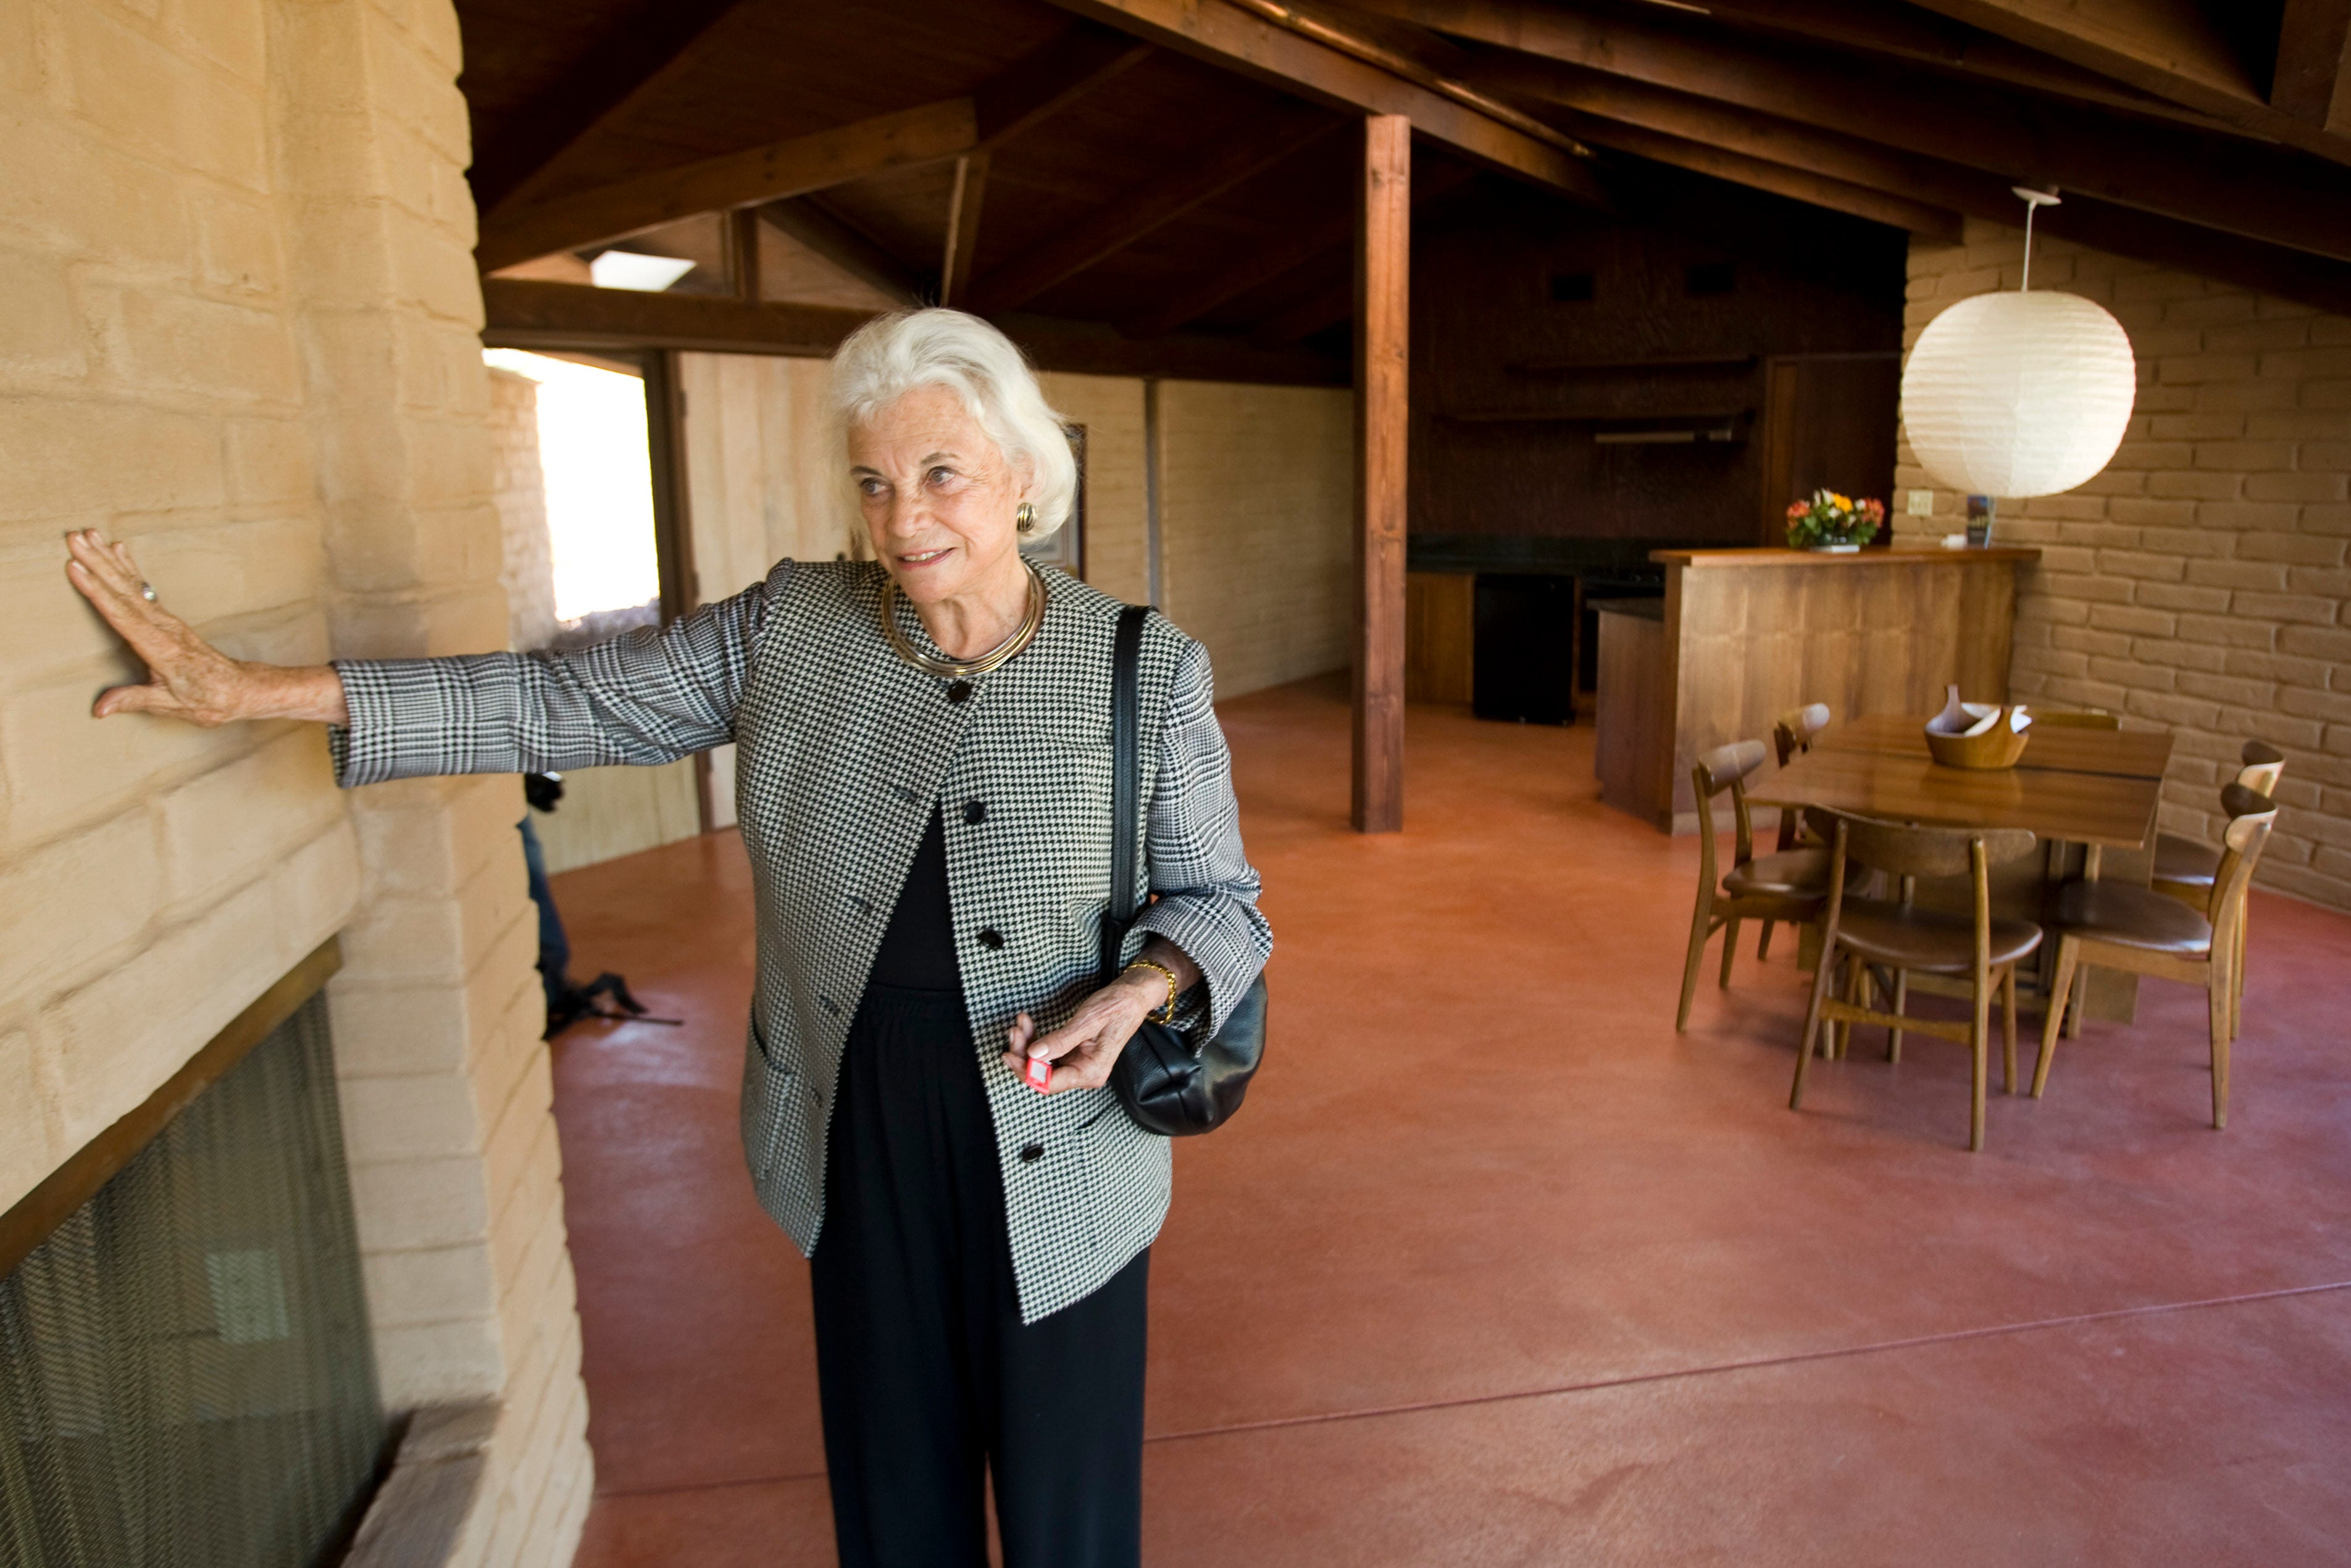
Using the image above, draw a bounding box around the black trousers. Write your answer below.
[811,983,1148,1568]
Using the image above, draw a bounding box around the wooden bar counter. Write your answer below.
[1597,545,2042,831]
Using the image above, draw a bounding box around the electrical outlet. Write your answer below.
[1905,489,1936,517]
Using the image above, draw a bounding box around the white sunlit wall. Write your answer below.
[481,350,663,630]
[480,349,699,873]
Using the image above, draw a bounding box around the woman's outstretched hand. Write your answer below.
[1001,941,1201,1094]
[64,530,348,726]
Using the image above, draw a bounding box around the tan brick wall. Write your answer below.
[488,367,557,653]
[1036,370,1150,607]
[1158,381,1355,698]
[1902,219,2351,911]
[2,0,591,1562]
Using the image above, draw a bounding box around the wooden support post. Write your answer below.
[940,151,989,307]
[1353,114,1409,834]
[728,208,761,302]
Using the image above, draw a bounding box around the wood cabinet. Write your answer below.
[1405,571,1474,704]
[1596,546,2041,832]
[1595,601,1666,819]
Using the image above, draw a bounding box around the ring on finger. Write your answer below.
[140,581,158,603]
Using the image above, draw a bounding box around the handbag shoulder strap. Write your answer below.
[1102,603,1150,979]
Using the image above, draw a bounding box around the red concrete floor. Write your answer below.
[550,677,2351,1566]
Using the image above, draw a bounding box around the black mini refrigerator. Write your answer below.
[1472,572,1575,725]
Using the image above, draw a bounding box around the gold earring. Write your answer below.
[1015,501,1037,535]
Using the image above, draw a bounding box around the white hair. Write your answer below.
[829,308,1077,541]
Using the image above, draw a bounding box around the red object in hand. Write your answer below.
[1023,1054,1052,1092]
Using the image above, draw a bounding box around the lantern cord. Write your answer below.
[2010,185,2062,293]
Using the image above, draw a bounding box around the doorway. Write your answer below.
[482,348,703,872]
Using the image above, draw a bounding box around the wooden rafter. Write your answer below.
[1479,58,2013,223]
[755,199,928,307]
[1902,0,2351,162]
[1044,0,1611,202]
[1480,52,2351,319]
[1347,0,2351,262]
[470,0,753,217]
[478,99,980,273]
[972,23,1156,145]
[1540,109,1966,241]
[478,278,1349,385]
[477,25,1154,277]
[1684,0,2247,130]
[2275,0,2351,131]
[967,109,1342,314]
[944,25,1151,307]
[1124,161,1475,338]
[1254,274,1355,348]
[939,154,990,307]
[2037,196,2351,319]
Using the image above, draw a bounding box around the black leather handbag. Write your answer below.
[1103,604,1267,1137]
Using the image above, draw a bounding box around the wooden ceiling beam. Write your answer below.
[1900,0,2351,162]
[967,111,1342,314]
[939,154,990,307]
[754,199,929,307]
[973,24,1156,147]
[478,98,979,273]
[1683,0,2245,131]
[477,26,1154,277]
[1485,56,2351,319]
[2274,0,2351,131]
[1043,0,1611,203]
[1537,108,1966,241]
[1252,275,1355,348]
[1483,57,2015,222]
[937,28,1156,309]
[1345,0,2351,261]
[470,0,753,219]
[477,278,1347,385]
[2040,195,2351,318]
[1122,159,1475,338]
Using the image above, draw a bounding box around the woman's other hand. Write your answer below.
[65,530,349,726]
[1000,941,1200,1094]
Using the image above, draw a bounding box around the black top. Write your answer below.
[868,807,963,993]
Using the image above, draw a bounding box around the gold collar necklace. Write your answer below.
[877,567,1048,680]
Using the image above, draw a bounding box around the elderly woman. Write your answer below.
[65,309,1271,1568]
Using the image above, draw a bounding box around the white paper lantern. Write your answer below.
[1900,289,2137,498]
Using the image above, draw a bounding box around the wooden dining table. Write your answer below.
[1750,714,2173,848]
[1749,712,2176,1019]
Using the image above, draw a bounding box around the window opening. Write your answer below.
[483,348,664,651]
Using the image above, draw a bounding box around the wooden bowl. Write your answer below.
[1925,717,2031,770]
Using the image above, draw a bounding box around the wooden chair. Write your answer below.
[2152,741,2285,907]
[2033,784,2279,1129]
[1676,740,1834,1032]
[1789,812,2044,1152]
[1760,703,1832,957]
[2150,743,2284,1036]
[2029,709,2121,729]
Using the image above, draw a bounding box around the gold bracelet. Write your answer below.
[1122,958,1179,1024]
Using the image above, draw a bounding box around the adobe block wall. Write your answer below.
[1158,381,1355,698]
[1901,219,2351,912]
[1036,370,1150,608]
[488,366,557,654]
[1,0,592,1562]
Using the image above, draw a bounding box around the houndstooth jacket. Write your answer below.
[332,561,1271,1322]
